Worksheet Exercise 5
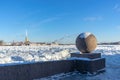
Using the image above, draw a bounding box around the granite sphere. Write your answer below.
[76,32,97,53]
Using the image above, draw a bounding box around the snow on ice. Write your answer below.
[0,45,77,65]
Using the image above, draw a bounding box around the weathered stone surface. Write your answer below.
[76,32,97,53]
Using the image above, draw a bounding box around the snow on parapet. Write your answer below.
[79,32,91,38]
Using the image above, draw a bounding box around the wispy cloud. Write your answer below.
[113,4,120,12]
[28,13,68,28]
[83,16,103,21]
[29,17,59,28]
[37,17,58,25]
[13,17,59,39]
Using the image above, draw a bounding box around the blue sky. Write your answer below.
[0,0,120,43]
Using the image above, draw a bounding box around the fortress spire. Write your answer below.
[24,30,30,45]
[26,30,28,37]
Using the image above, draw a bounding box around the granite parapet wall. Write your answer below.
[0,53,105,80]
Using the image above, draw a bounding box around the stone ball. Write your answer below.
[76,32,97,53]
